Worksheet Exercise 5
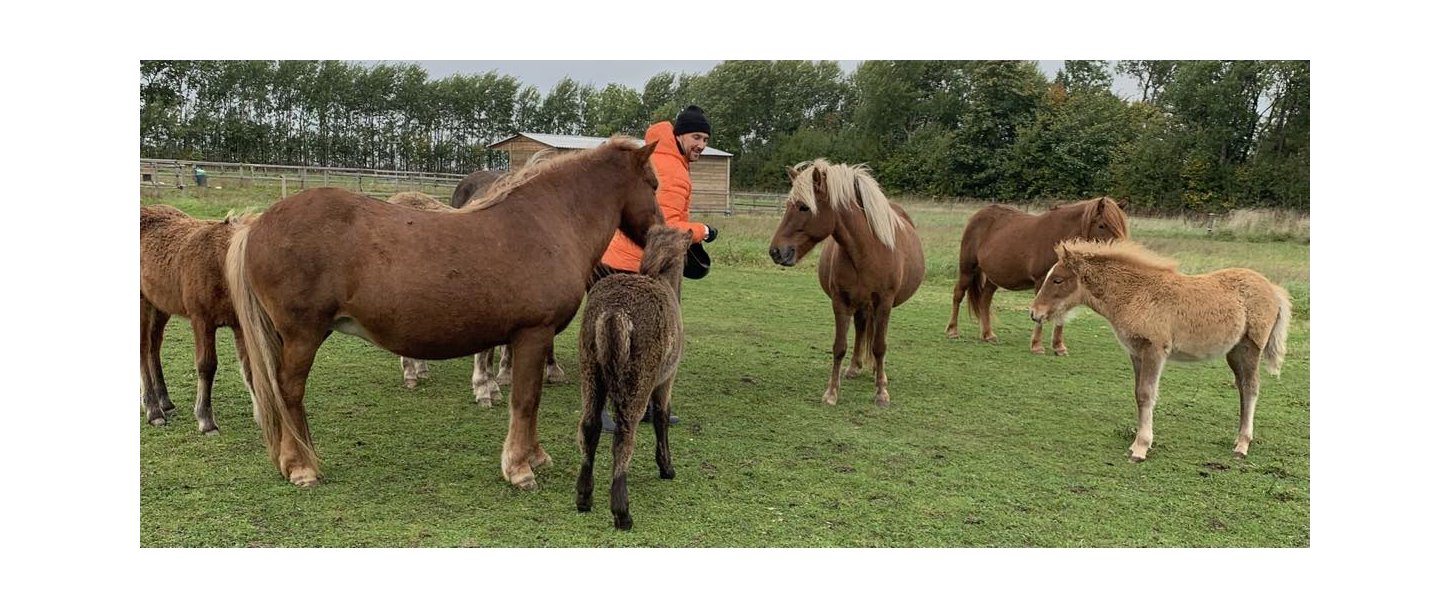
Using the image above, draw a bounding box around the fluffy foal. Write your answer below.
[575,225,692,530]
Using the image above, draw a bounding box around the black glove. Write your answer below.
[703,224,718,243]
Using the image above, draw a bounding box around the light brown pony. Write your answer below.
[946,197,1129,355]
[575,225,692,530]
[1030,239,1291,462]
[140,204,254,433]
[227,137,662,489]
[768,159,925,407]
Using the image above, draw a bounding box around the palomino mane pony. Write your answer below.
[789,159,905,250]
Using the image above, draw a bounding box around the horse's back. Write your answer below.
[962,204,1072,289]
[140,205,240,321]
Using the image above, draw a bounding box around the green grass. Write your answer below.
[139,193,1310,547]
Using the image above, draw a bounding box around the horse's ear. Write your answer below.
[787,165,799,180]
[635,141,658,167]
[1114,197,1128,211]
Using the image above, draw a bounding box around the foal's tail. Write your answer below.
[593,311,635,405]
[1263,285,1292,378]
[225,224,316,470]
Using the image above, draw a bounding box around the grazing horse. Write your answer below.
[576,225,692,530]
[946,196,1129,355]
[768,159,925,407]
[140,204,255,433]
[226,137,663,489]
[449,169,506,208]
[1029,239,1291,462]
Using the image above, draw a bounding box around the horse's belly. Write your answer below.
[331,315,511,360]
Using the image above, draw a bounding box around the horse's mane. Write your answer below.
[1059,238,1177,273]
[790,159,905,249]
[463,136,637,212]
[1050,196,1129,239]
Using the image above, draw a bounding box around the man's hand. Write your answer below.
[704,224,719,243]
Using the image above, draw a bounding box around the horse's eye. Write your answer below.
[797,203,810,213]
[1052,277,1063,285]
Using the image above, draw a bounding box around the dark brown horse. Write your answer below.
[226,137,662,489]
[449,169,506,208]
[945,196,1129,355]
[576,225,692,530]
[140,204,254,433]
[768,159,925,407]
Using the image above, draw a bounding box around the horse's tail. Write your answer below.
[593,311,635,405]
[959,232,987,321]
[1263,285,1292,378]
[225,224,316,470]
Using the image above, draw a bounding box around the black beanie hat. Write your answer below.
[673,105,711,137]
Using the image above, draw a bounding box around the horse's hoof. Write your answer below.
[821,391,837,406]
[148,416,167,427]
[1053,349,1068,356]
[199,425,220,436]
[512,475,538,491]
[1128,454,1146,463]
[946,328,960,339]
[403,380,418,389]
[660,467,676,480]
[844,367,861,379]
[613,514,633,531]
[983,336,999,345]
[161,402,177,413]
[1030,347,1046,355]
[546,369,567,384]
[875,398,892,408]
[1232,448,1249,459]
[530,450,553,469]
[288,469,320,486]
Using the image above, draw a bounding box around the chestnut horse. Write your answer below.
[945,196,1128,355]
[140,205,254,433]
[768,159,925,407]
[1030,239,1291,462]
[383,191,564,403]
[227,137,662,489]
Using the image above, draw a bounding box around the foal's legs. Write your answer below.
[608,382,654,531]
[501,326,554,490]
[471,349,502,405]
[822,300,853,405]
[869,304,893,407]
[1226,341,1262,458]
[140,299,173,425]
[649,380,676,480]
[1032,320,1069,356]
[1127,346,1166,462]
[576,366,607,513]
[190,318,221,435]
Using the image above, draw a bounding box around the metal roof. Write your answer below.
[488,132,732,157]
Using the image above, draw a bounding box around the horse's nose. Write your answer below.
[769,246,789,266]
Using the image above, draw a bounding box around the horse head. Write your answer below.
[768,162,836,266]
[1082,196,1130,241]
[617,139,665,247]
[1029,242,1090,325]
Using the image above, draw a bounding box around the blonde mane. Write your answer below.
[790,159,905,250]
[463,136,637,211]
[1058,238,1178,273]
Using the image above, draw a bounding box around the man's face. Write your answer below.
[676,132,709,163]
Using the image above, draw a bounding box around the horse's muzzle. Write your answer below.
[769,246,796,267]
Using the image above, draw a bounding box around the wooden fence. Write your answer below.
[140,158,790,214]
[140,159,468,201]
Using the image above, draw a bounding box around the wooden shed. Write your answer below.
[487,132,733,213]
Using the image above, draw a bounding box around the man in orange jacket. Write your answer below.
[595,105,719,430]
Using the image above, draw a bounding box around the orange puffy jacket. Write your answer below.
[599,120,709,272]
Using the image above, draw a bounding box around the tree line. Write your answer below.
[140,60,1308,211]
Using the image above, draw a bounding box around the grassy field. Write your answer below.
[139,188,1309,547]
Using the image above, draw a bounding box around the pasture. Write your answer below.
[139,191,1309,547]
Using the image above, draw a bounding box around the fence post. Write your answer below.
[282,175,287,199]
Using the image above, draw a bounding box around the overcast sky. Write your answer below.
[355,60,1139,99]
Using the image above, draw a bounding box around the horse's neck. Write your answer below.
[830,207,892,267]
[1083,261,1159,319]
